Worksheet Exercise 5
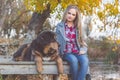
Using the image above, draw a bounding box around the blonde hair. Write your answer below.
[62,4,85,46]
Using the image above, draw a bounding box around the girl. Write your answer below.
[56,5,89,80]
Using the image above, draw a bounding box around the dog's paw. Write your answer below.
[37,67,43,74]
[58,74,68,80]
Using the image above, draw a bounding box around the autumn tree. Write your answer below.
[24,0,101,34]
[0,0,31,38]
[97,0,120,38]
[0,0,119,41]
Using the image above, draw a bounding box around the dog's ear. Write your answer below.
[32,50,42,57]
[57,42,60,47]
[31,38,42,52]
[54,34,57,40]
[37,36,44,43]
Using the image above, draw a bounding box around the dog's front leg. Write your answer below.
[33,51,43,74]
[55,55,64,74]
[35,56,43,73]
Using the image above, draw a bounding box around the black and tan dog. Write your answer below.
[13,31,64,74]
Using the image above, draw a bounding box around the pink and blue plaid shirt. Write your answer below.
[64,24,79,54]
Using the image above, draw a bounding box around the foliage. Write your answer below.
[61,0,101,15]
[24,0,101,15]
[87,37,120,64]
[99,38,111,51]
[97,0,120,20]
[1,0,119,39]
[24,0,119,18]
[104,37,120,64]
[105,46,118,64]
[0,75,3,80]
[100,38,120,64]
[24,0,59,13]
[87,38,111,60]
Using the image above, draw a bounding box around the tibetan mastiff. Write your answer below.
[13,31,64,74]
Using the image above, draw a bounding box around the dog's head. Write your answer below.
[37,30,57,43]
[31,31,59,57]
[43,42,59,57]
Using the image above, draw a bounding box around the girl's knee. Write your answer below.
[85,57,89,64]
[80,57,89,67]
[70,57,78,64]
[82,55,89,63]
[64,53,78,64]
[83,58,89,65]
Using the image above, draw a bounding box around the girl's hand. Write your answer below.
[79,50,85,55]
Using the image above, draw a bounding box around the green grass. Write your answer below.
[0,75,3,80]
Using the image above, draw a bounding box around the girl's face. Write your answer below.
[66,8,77,22]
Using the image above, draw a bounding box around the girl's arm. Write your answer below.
[79,41,88,55]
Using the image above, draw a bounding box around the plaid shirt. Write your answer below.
[64,24,79,53]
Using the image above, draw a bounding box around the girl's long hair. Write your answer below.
[62,4,85,46]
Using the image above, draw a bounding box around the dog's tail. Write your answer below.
[13,44,28,61]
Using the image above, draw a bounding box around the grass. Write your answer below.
[0,75,3,80]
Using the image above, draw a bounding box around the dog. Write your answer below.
[13,31,64,74]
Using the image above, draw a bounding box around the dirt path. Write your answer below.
[90,63,120,80]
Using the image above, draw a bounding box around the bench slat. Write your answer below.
[0,61,70,75]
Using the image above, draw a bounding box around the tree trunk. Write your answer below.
[23,4,51,44]
[0,0,9,34]
[28,4,51,35]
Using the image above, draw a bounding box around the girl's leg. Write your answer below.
[63,53,78,80]
[74,54,89,80]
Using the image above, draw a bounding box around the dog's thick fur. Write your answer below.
[13,31,63,74]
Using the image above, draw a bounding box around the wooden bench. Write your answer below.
[0,61,70,75]
[0,56,92,80]
[0,56,70,75]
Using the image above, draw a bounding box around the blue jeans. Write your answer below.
[63,53,89,80]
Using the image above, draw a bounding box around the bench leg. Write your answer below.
[53,75,59,80]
